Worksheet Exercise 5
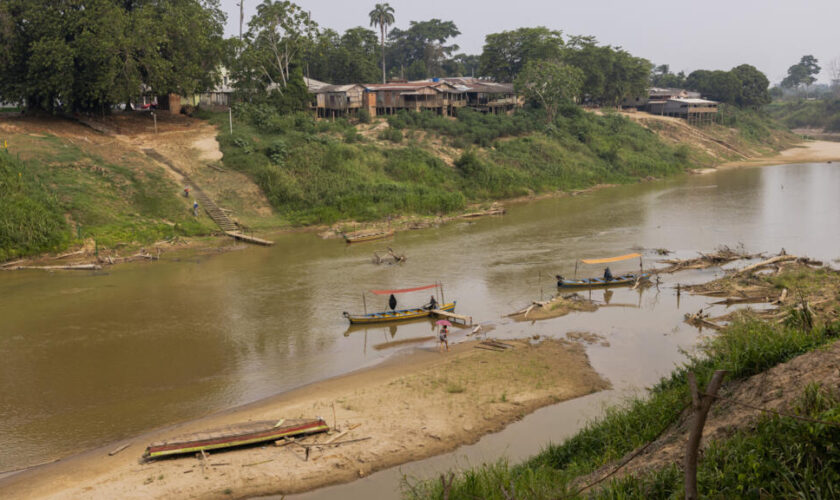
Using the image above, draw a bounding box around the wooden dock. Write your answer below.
[430,309,473,326]
[225,231,274,246]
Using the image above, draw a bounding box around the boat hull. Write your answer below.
[343,229,395,243]
[344,301,456,324]
[557,273,649,289]
[143,418,329,460]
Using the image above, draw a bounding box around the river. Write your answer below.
[1,162,838,490]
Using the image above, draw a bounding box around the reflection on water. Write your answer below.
[1,163,840,472]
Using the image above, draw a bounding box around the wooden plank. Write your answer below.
[108,443,131,456]
[225,231,275,246]
[430,309,472,325]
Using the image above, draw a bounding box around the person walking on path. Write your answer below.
[193,200,199,217]
[438,325,449,352]
[183,185,190,198]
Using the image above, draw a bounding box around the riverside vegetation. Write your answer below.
[0,136,212,262]
[1,104,794,261]
[403,265,840,499]
[205,103,790,227]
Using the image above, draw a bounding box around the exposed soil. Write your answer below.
[577,339,840,489]
[0,339,609,500]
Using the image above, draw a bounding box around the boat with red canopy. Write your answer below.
[342,283,455,324]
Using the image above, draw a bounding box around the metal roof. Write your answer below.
[668,98,718,104]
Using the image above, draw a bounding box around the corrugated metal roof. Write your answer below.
[314,84,365,94]
[669,98,718,104]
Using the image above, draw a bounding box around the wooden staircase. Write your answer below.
[194,190,237,232]
[142,148,273,245]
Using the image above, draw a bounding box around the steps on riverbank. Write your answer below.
[141,148,273,245]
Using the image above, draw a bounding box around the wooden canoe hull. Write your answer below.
[143,418,328,460]
[343,229,395,243]
[343,302,456,324]
[557,273,649,289]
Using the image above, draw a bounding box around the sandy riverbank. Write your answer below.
[0,338,608,499]
[716,139,840,169]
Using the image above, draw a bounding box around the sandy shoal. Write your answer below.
[715,139,840,169]
[0,338,608,500]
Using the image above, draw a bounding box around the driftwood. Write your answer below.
[108,443,131,456]
[372,247,406,265]
[684,309,724,330]
[733,255,797,276]
[657,246,761,273]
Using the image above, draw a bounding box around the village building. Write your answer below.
[439,78,521,114]
[660,97,719,124]
[362,81,466,116]
[311,83,371,118]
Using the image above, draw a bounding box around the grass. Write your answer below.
[0,132,216,260]
[207,104,698,225]
[402,315,840,499]
[0,150,69,260]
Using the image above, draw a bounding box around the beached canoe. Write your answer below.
[343,229,395,243]
[142,418,329,460]
[556,273,649,289]
[343,301,456,325]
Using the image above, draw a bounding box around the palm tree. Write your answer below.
[368,3,395,84]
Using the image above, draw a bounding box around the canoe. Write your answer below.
[343,301,455,325]
[343,229,395,243]
[142,418,328,460]
[557,273,650,289]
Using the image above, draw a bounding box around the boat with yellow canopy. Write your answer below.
[556,253,649,288]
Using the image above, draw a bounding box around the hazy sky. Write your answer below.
[220,0,840,84]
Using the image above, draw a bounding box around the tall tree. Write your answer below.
[562,38,651,106]
[388,19,460,79]
[781,55,821,89]
[731,64,770,108]
[515,59,583,123]
[368,3,394,84]
[239,0,315,91]
[0,0,226,112]
[479,27,564,82]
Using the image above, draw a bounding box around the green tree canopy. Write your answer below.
[0,0,226,112]
[781,55,821,89]
[562,38,651,106]
[685,65,771,108]
[650,64,687,88]
[478,27,564,82]
[731,64,771,108]
[387,19,460,78]
[515,59,583,122]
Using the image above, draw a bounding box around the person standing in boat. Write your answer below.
[603,267,613,281]
[439,325,449,352]
[388,293,397,311]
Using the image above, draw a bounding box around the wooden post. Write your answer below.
[362,293,367,315]
[685,370,727,500]
[229,107,233,134]
[152,112,157,134]
[440,282,445,305]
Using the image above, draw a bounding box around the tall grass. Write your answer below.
[210,104,694,224]
[0,151,69,260]
[403,318,840,499]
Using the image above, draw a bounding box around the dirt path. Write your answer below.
[0,339,608,500]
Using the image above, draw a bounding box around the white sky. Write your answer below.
[219,0,840,84]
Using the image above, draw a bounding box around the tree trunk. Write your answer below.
[381,25,386,84]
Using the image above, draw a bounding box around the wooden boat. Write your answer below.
[557,273,650,289]
[142,418,328,460]
[343,229,395,243]
[343,301,455,324]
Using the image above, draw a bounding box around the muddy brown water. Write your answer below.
[1,163,839,490]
